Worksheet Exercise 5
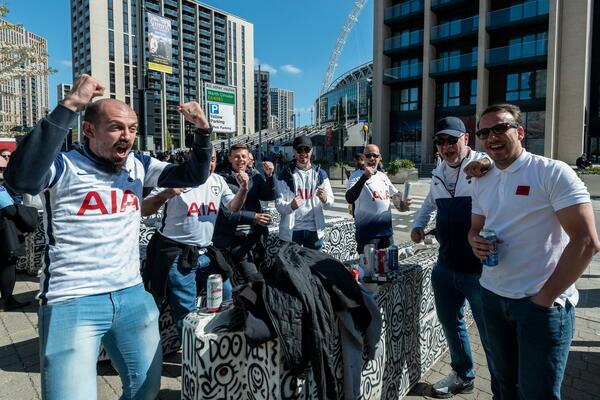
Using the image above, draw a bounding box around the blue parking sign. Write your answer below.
[209,103,219,114]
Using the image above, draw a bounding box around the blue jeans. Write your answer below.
[481,288,574,400]
[167,254,232,336]
[39,283,162,400]
[431,263,498,396]
[292,229,323,250]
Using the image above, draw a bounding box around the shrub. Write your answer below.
[386,159,415,175]
[577,167,600,175]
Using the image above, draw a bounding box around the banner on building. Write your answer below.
[147,12,172,74]
[204,82,236,134]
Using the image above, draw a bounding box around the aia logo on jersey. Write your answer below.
[296,188,313,199]
[187,201,217,216]
[371,190,390,201]
[76,190,139,215]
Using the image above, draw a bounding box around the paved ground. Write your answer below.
[1,179,599,399]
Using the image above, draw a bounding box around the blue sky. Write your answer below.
[3,0,373,127]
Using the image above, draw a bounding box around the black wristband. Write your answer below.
[195,126,213,136]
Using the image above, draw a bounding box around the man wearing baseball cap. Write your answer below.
[275,135,334,250]
[411,116,497,398]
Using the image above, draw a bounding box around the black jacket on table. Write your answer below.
[235,242,374,400]
[212,165,276,249]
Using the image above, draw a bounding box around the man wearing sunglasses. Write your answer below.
[275,135,334,250]
[468,104,600,399]
[411,117,497,398]
[345,144,403,254]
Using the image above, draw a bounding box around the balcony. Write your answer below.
[384,30,423,55]
[431,0,476,12]
[431,15,478,43]
[430,52,477,76]
[487,0,549,31]
[384,63,423,84]
[384,0,423,25]
[486,39,547,67]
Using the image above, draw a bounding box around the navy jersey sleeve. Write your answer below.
[5,105,75,195]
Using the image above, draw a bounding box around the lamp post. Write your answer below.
[292,113,296,140]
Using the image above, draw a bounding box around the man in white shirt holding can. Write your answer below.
[469,103,600,399]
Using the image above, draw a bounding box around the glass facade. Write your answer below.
[521,110,545,155]
[505,69,546,101]
[390,118,422,163]
[316,80,371,124]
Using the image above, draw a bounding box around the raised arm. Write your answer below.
[153,102,212,188]
[141,188,183,217]
[5,75,105,194]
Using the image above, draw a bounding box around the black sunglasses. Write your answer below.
[364,153,380,159]
[295,146,311,154]
[434,136,460,146]
[476,122,519,139]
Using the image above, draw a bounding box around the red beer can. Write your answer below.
[376,249,386,275]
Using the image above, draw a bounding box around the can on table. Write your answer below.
[376,249,387,275]
[479,229,498,266]
[207,274,223,312]
[388,245,399,271]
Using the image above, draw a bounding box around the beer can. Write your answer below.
[207,274,223,312]
[388,245,399,271]
[351,267,360,281]
[479,229,498,267]
[402,181,412,202]
[376,249,387,275]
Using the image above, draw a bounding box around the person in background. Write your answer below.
[469,103,600,399]
[0,149,11,162]
[345,144,408,254]
[4,74,212,399]
[212,144,276,282]
[353,153,365,171]
[276,135,334,250]
[576,153,592,169]
[411,117,497,398]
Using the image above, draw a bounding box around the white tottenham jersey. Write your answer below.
[40,149,170,304]
[153,173,234,246]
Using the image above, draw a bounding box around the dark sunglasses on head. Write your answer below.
[434,136,460,146]
[295,146,311,154]
[364,153,380,159]
[475,122,519,140]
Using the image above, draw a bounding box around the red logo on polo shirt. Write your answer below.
[516,185,530,196]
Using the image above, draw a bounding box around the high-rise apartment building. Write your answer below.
[270,88,294,130]
[56,83,73,102]
[0,19,49,130]
[254,69,270,132]
[70,0,254,150]
[373,0,596,164]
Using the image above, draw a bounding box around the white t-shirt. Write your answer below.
[293,168,317,231]
[40,149,171,304]
[346,170,398,241]
[472,150,590,306]
[152,173,234,246]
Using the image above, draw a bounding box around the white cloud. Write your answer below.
[59,60,72,68]
[280,64,302,75]
[254,58,277,74]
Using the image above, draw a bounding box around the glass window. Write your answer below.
[470,79,477,105]
[107,0,114,30]
[506,69,546,101]
[521,111,545,155]
[108,30,114,62]
[439,81,460,107]
[122,0,129,33]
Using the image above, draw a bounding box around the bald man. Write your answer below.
[346,144,403,254]
[5,74,212,399]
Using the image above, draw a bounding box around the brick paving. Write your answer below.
[1,189,599,399]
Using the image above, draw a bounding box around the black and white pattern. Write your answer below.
[182,248,454,400]
[16,211,45,276]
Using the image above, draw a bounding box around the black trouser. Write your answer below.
[227,231,265,284]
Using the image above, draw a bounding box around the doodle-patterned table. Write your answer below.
[181,248,450,400]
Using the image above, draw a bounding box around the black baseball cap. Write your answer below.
[293,135,312,149]
[434,117,466,138]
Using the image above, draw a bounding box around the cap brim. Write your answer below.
[434,129,464,138]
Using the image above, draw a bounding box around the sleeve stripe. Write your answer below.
[49,154,65,188]
[133,152,152,174]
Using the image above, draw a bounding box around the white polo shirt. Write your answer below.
[152,173,234,247]
[471,150,590,306]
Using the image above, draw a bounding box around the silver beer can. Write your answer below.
[207,274,223,312]
[479,229,498,267]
